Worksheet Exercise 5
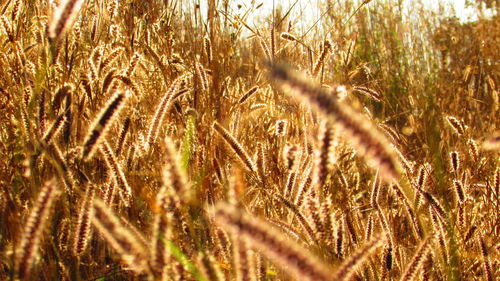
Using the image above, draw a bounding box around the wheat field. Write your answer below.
[0,0,498,280]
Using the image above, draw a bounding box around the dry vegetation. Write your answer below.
[0,0,498,280]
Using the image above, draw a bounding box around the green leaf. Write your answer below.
[162,239,207,281]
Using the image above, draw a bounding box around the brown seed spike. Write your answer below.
[453,180,465,204]
[275,119,288,137]
[100,141,132,203]
[52,84,73,111]
[16,180,58,280]
[335,216,345,257]
[91,198,149,274]
[115,118,130,156]
[100,47,123,71]
[280,32,297,41]
[449,151,460,172]
[126,52,141,77]
[195,61,207,91]
[429,207,448,263]
[332,232,386,281]
[146,74,187,149]
[11,0,21,22]
[353,86,382,102]
[42,112,66,145]
[238,86,259,104]
[101,68,117,95]
[295,162,313,207]
[37,91,45,134]
[259,38,272,62]
[467,139,479,162]
[316,120,335,187]
[213,121,257,173]
[73,184,95,256]
[416,165,427,190]
[204,37,212,63]
[82,90,128,161]
[269,63,401,182]
[478,236,493,281]
[163,136,190,201]
[399,237,431,281]
[312,40,332,78]
[365,214,374,241]
[445,116,465,135]
[48,0,85,41]
[414,164,427,209]
[422,191,447,222]
[213,203,333,281]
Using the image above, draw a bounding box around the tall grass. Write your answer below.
[0,0,498,280]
